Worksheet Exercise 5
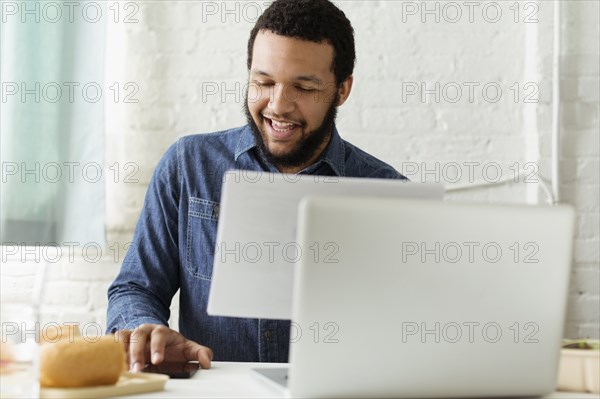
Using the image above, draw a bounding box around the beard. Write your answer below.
[243,92,339,170]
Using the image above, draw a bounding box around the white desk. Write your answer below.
[129,362,598,398]
[130,362,282,398]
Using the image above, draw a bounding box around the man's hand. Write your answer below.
[116,324,213,372]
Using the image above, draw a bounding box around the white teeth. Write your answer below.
[270,119,296,132]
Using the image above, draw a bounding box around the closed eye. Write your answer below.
[297,86,317,92]
[254,81,275,87]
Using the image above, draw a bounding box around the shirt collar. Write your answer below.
[302,126,345,176]
[235,124,346,176]
[235,125,258,160]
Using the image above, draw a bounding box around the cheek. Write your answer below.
[299,101,327,127]
[247,83,261,104]
[247,90,268,117]
[246,99,264,120]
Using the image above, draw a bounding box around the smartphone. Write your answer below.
[142,361,200,379]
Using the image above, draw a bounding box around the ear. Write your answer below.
[336,75,353,106]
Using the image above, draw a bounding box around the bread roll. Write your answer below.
[40,335,126,387]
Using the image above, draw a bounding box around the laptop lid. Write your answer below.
[289,197,574,398]
[207,170,443,320]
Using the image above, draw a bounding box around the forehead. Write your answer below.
[251,30,335,81]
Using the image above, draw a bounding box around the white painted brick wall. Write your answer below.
[549,0,599,340]
[2,0,598,339]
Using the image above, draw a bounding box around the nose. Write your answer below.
[268,83,295,116]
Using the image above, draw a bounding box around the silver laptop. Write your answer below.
[257,196,574,398]
[207,170,443,319]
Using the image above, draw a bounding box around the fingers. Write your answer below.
[185,341,213,369]
[148,325,171,365]
[196,348,212,369]
[118,324,214,372]
[128,324,153,372]
[197,345,213,369]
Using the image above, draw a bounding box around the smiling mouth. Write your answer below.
[263,117,302,140]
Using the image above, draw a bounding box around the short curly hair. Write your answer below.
[247,0,356,86]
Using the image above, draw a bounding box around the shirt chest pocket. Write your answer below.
[185,197,220,280]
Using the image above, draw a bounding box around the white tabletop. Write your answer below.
[129,362,283,398]
[127,362,598,399]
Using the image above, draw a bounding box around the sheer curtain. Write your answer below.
[1,2,106,245]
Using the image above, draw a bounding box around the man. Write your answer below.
[107,0,406,371]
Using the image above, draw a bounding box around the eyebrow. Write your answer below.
[250,69,324,85]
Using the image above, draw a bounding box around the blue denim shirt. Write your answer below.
[107,124,406,362]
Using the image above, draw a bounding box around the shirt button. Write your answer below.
[263,330,272,341]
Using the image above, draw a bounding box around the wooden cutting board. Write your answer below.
[40,372,168,398]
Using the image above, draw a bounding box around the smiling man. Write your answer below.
[245,29,351,174]
[107,0,406,371]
